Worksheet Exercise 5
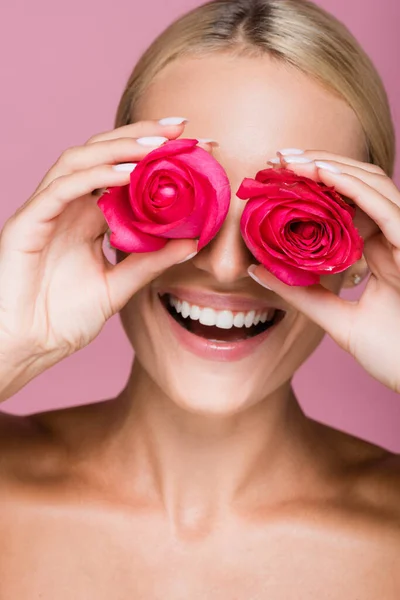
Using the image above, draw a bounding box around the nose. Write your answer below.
[192,196,255,284]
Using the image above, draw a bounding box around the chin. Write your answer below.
[148,358,281,417]
[119,279,325,417]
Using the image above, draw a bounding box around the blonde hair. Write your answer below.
[114,0,395,177]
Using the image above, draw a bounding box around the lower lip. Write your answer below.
[159,297,279,362]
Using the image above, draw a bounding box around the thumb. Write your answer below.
[248,264,353,347]
[106,239,198,314]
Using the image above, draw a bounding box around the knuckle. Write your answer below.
[86,132,102,144]
[56,146,81,169]
[371,165,385,176]
[47,175,67,196]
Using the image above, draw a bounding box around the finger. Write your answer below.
[270,149,385,175]
[247,264,354,348]
[313,168,400,248]
[275,156,400,208]
[34,136,169,195]
[9,166,133,248]
[363,232,400,287]
[34,135,216,197]
[89,138,216,200]
[105,239,198,314]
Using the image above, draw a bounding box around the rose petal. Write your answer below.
[97,186,166,252]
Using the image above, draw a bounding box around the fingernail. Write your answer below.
[112,162,138,172]
[136,136,169,147]
[177,251,197,264]
[315,161,341,174]
[248,266,273,290]
[281,156,313,164]
[197,138,219,146]
[158,117,188,126]
[268,158,281,164]
[278,148,304,155]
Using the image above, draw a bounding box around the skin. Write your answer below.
[0,53,399,598]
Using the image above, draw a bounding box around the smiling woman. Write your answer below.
[0,0,399,597]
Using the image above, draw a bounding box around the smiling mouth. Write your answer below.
[159,293,286,342]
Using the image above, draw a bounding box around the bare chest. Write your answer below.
[0,506,398,599]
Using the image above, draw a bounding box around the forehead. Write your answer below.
[136,53,366,180]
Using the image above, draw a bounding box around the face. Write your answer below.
[117,53,366,415]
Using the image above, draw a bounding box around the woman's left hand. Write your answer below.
[247,150,400,393]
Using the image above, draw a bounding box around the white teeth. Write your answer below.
[181,300,190,319]
[244,310,256,328]
[199,308,217,326]
[167,295,276,330]
[216,310,234,330]
[233,313,245,328]
[190,305,200,320]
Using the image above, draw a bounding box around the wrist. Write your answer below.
[0,345,61,403]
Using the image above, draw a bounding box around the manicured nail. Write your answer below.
[248,266,273,290]
[112,162,137,172]
[281,156,313,164]
[177,251,197,264]
[278,148,304,155]
[315,161,341,174]
[158,117,188,126]
[268,158,281,164]
[136,136,169,146]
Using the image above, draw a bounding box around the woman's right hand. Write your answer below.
[0,119,199,399]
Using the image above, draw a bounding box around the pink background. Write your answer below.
[0,0,399,451]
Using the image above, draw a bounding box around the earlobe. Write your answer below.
[341,254,370,288]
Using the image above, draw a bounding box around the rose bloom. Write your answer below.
[237,168,364,286]
[98,138,231,253]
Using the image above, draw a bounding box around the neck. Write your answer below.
[101,360,316,535]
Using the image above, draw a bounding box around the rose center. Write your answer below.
[153,184,178,208]
[289,221,318,238]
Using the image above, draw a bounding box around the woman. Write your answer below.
[0,0,399,596]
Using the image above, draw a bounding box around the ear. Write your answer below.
[341,254,370,288]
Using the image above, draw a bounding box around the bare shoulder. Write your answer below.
[0,400,113,486]
[316,420,400,522]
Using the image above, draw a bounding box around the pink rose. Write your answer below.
[98,138,231,252]
[237,168,364,286]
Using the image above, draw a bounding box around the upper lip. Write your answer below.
[157,286,286,312]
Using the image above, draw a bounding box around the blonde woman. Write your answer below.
[0,0,399,596]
